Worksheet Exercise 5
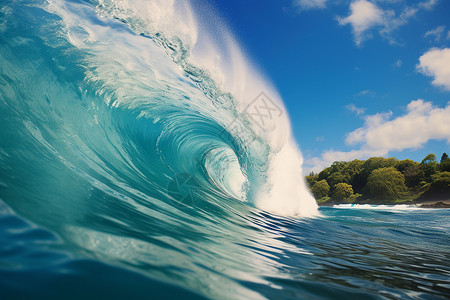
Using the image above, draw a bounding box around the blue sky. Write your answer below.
[209,0,450,172]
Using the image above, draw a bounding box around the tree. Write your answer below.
[395,159,418,173]
[332,183,354,200]
[358,157,398,188]
[421,153,437,164]
[440,153,450,172]
[311,180,330,199]
[440,153,449,163]
[421,172,450,200]
[330,161,347,173]
[342,159,365,193]
[317,167,332,181]
[327,171,349,188]
[305,172,318,188]
[396,159,421,188]
[365,167,407,200]
[429,172,450,193]
[363,157,398,173]
[403,164,422,188]
[343,159,364,174]
[343,159,364,178]
[420,153,439,182]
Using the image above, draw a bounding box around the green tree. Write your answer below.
[317,167,333,181]
[420,153,439,182]
[342,159,365,193]
[332,183,354,200]
[421,172,450,200]
[395,159,417,173]
[440,153,450,172]
[363,157,398,173]
[305,172,318,188]
[403,164,422,188]
[396,159,421,188]
[358,157,398,189]
[365,167,407,200]
[330,161,348,173]
[327,171,349,188]
[421,153,436,164]
[311,180,330,199]
[429,172,450,193]
[342,159,364,177]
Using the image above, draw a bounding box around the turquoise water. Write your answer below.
[1,202,449,299]
[0,0,449,299]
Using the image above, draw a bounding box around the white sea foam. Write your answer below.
[333,204,423,210]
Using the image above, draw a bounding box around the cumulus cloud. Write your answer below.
[293,0,327,10]
[417,48,450,90]
[345,111,393,145]
[338,0,384,46]
[305,99,450,173]
[346,100,450,151]
[338,0,438,46]
[425,25,445,42]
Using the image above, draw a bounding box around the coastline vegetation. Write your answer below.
[306,153,450,205]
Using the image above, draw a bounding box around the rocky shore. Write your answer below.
[318,199,450,208]
[419,201,450,208]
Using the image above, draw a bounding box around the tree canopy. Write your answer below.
[311,180,330,199]
[421,154,437,164]
[306,152,449,204]
[365,167,407,200]
[440,153,450,172]
[332,183,354,200]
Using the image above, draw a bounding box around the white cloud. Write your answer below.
[348,100,450,151]
[305,99,450,173]
[425,26,445,42]
[417,48,450,90]
[346,111,393,145]
[293,0,327,10]
[338,0,384,46]
[345,103,367,116]
[338,0,439,46]
[419,0,439,10]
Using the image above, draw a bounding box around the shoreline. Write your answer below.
[416,200,450,208]
[319,199,450,208]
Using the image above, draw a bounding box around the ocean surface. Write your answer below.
[0,0,449,299]
[1,202,449,299]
